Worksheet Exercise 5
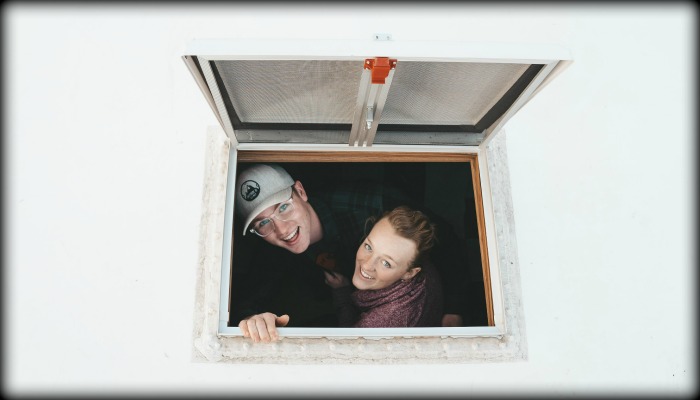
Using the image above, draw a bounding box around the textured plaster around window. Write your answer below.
[191,126,527,364]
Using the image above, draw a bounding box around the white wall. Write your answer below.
[5,3,695,397]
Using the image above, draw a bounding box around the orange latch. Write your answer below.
[364,57,397,84]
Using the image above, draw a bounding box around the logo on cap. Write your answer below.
[241,180,260,201]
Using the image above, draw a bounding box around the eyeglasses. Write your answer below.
[249,195,298,237]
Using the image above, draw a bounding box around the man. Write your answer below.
[232,163,472,342]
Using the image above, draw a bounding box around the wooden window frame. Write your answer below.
[233,150,495,327]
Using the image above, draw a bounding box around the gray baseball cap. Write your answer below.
[235,164,295,235]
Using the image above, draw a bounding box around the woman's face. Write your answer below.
[352,218,421,291]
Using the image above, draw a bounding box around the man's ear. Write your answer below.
[293,180,308,201]
[402,267,422,281]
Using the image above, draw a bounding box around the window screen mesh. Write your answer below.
[381,62,530,125]
[208,59,534,145]
[213,60,364,124]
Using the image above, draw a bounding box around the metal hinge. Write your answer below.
[348,57,397,147]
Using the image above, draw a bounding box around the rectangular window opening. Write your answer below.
[222,150,497,338]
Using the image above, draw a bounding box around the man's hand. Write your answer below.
[238,312,290,343]
[324,271,349,289]
[441,313,463,327]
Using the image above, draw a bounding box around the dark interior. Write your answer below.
[229,161,488,327]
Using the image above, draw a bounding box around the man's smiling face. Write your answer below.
[251,183,314,254]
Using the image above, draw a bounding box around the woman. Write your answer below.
[324,206,444,327]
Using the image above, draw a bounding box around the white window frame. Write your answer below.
[188,39,569,362]
[192,125,526,363]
